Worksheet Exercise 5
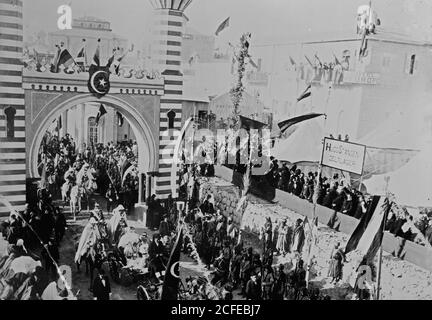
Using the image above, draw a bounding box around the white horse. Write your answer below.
[61,182,71,206]
[70,185,83,221]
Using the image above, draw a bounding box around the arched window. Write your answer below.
[4,107,16,138]
[167,110,176,129]
[409,54,416,75]
[88,116,98,145]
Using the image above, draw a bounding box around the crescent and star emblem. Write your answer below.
[170,261,180,278]
[88,66,111,98]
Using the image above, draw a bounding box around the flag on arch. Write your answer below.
[95,104,107,125]
[76,39,87,70]
[55,48,75,72]
[91,39,101,67]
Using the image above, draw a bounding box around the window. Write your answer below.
[88,117,98,145]
[167,110,176,129]
[382,55,391,68]
[4,107,16,138]
[409,54,416,74]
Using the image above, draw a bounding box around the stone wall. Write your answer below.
[199,179,242,225]
[200,176,432,300]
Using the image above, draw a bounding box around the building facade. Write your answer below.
[0,1,194,215]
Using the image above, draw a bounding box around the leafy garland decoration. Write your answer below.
[229,33,251,129]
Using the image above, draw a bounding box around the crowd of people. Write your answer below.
[263,157,432,246]
[0,187,71,300]
[38,132,139,214]
[177,163,331,300]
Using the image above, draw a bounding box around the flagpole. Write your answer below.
[376,175,390,300]
[305,82,331,287]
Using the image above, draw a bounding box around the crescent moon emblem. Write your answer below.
[90,70,107,95]
[170,261,180,279]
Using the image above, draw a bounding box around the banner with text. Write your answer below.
[321,138,366,175]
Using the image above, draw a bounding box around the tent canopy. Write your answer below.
[363,146,432,208]
[358,108,432,150]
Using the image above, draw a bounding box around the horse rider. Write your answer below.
[90,203,104,222]
[109,205,128,246]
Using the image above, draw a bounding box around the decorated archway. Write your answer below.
[28,94,158,185]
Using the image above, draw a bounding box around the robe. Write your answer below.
[291,225,305,253]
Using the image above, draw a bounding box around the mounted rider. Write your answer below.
[76,163,98,192]
[109,205,128,246]
[64,166,76,186]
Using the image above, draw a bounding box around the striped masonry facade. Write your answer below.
[0,0,25,216]
[154,9,185,199]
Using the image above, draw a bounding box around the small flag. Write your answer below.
[314,53,322,67]
[117,111,124,127]
[333,54,341,66]
[108,47,129,76]
[278,112,325,134]
[297,84,312,102]
[345,196,391,263]
[95,104,107,125]
[304,55,314,67]
[215,17,230,36]
[51,45,61,72]
[56,48,75,72]
[188,55,194,66]
[289,56,296,66]
[161,226,183,300]
[92,39,101,67]
[107,47,119,69]
[76,39,87,70]
[249,57,258,69]
[58,115,62,130]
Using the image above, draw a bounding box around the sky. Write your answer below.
[24,0,432,47]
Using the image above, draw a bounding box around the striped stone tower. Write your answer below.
[0,0,25,215]
[149,0,192,199]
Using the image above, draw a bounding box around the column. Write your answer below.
[151,1,192,199]
[104,107,115,144]
[61,109,68,136]
[76,103,85,148]
[0,0,26,216]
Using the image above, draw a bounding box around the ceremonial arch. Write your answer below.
[23,71,165,204]
[0,0,188,215]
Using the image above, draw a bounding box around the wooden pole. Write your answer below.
[305,84,331,288]
[376,175,390,300]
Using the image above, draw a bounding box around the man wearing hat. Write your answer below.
[245,272,262,300]
[110,205,127,245]
[90,203,104,222]
[291,218,305,254]
[158,215,170,237]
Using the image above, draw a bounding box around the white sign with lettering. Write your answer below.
[321,138,366,175]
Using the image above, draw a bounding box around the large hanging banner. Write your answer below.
[321,138,366,175]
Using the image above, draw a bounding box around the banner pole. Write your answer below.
[376,175,390,300]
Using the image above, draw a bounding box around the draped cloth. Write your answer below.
[109,208,127,235]
[41,281,62,300]
[74,223,100,263]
